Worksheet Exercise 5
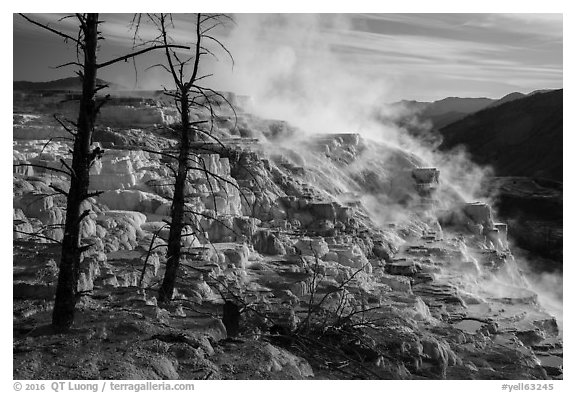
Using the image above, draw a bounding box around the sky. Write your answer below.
[13,13,562,102]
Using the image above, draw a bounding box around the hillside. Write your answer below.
[486,92,526,109]
[423,97,494,117]
[389,97,495,131]
[14,77,122,91]
[438,89,562,182]
[438,90,563,266]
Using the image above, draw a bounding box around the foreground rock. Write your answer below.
[13,91,562,380]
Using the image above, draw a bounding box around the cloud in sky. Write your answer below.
[13,13,562,101]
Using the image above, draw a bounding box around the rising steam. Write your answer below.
[215,14,494,204]
[213,14,562,328]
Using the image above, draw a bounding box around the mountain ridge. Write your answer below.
[438,88,562,181]
[14,76,123,91]
[389,89,554,131]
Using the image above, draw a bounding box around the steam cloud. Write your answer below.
[214,14,494,204]
[215,14,561,329]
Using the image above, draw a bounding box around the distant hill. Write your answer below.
[388,97,496,131]
[485,90,554,110]
[423,97,494,117]
[438,89,563,181]
[486,92,526,109]
[389,91,554,132]
[14,77,122,91]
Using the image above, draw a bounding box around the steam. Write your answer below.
[527,271,563,336]
[216,14,392,136]
[216,14,495,205]
[214,15,562,330]
[511,244,564,336]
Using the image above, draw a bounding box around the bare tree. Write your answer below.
[142,13,236,302]
[18,13,189,331]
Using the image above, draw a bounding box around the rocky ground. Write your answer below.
[13,91,562,380]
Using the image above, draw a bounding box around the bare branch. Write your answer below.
[51,61,84,70]
[84,191,104,200]
[77,244,93,253]
[19,13,83,47]
[181,208,240,238]
[13,163,71,177]
[203,35,234,67]
[184,13,203,88]
[59,158,75,178]
[49,184,69,197]
[58,14,76,22]
[159,14,185,91]
[13,229,62,244]
[97,44,190,69]
[39,136,73,157]
[77,209,92,225]
[145,63,172,74]
[139,223,169,287]
[75,13,87,30]
[141,148,179,161]
[94,84,109,93]
[95,94,111,114]
[195,73,214,83]
[201,21,225,35]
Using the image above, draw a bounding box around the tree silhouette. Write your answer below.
[17,13,189,331]
[141,13,237,302]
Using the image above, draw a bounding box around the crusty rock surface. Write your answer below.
[13,91,562,380]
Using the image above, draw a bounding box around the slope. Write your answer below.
[438,89,562,182]
[14,76,122,91]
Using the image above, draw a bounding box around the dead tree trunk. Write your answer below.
[52,13,99,331]
[159,94,191,302]
[19,13,192,331]
[148,13,234,302]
